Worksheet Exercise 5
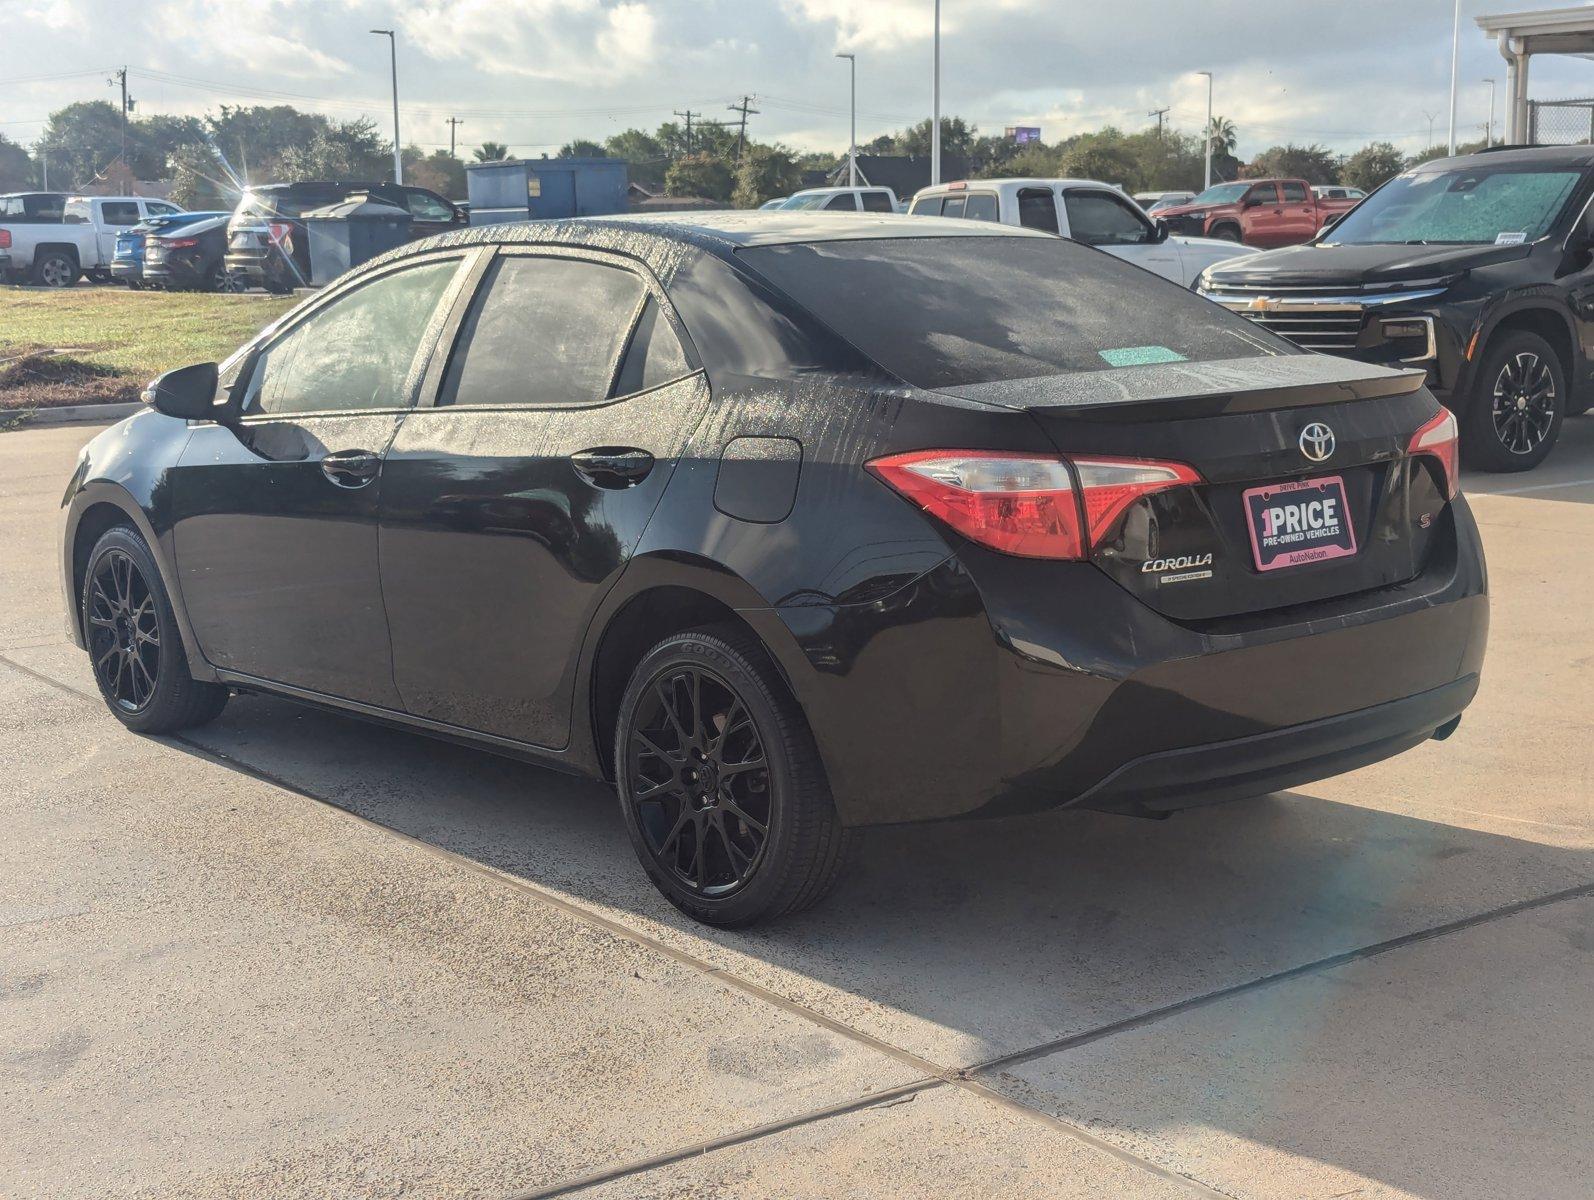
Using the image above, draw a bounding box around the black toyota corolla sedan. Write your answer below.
[60,213,1488,926]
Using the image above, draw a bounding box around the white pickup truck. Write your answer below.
[0,193,185,287]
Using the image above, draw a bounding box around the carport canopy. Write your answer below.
[1478,6,1594,142]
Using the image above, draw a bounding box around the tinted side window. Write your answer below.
[1247,183,1280,205]
[1281,181,1308,203]
[1017,188,1059,233]
[860,191,894,213]
[909,195,943,216]
[942,195,966,218]
[823,194,857,211]
[102,202,141,226]
[613,298,692,397]
[405,189,455,222]
[245,260,460,416]
[963,193,999,222]
[146,202,180,216]
[1063,192,1152,245]
[441,255,645,408]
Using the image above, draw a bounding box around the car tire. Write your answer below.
[1461,330,1565,472]
[265,281,292,295]
[213,267,246,294]
[1209,225,1241,242]
[614,624,849,927]
[31,251,79,288]
[81,526,229,734]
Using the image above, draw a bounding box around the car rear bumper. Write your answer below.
[110,261,140,280]
[765,500,1487,827]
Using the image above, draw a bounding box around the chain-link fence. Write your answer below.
[1529,99,1594,145]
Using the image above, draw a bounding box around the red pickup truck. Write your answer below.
[1154,178,1361,248]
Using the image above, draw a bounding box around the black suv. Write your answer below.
[1200,145,1594,471]
[225,181,465,292]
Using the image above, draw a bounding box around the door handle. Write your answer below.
[320,449,380,488]
[570,447,654,489]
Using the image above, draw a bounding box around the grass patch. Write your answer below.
[0,285,298,409]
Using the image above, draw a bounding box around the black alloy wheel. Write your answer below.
[87,548,160,713]
[626,663,772,898]
[81,527,229,733]
[1463,329,1565,472]
[615,626,849,926]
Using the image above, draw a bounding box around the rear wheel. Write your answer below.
[31,251,78,288]
[82,527,229,734]
[1462,330,1565,472]
[614,625,849,927]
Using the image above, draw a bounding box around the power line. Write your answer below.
[446,116,464,156]
[727,94,758,160]
[1148,106,1169,140]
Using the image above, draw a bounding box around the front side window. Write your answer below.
[1017,188,1059,233]
[405,190,455,222]
[441,255,647,408]
[738,236,1284,389]
[245,259,460,416]
[860,191,894,213]
[1325,165,1582,245]
[1281,181,1309,203]
[823,194,857,211]
[146,202,180,216]
[1063,191,1152,245]
[1247,184,1280,206]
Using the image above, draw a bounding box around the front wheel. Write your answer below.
[82,527,229,734]
[1208,224,1241,242]
[614,625,849,927]
[1462,331,1565,472]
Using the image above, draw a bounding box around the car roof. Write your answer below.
[1417,144,1594,170]
[915,178,1126,196]
[788,186,894,196]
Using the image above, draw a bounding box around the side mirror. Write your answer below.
[141,362,229,423]
[1151,218,1171,243]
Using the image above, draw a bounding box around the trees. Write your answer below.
[1339,142,1406,191]
[168,143,233,209]
[558,139,606,158]
[404,147,467,199]
[1244,143,1339,184]
[605,128,666,189]
[206,105,328,182]
[278,119,390,182]
[34,101,128,188]
[664,152,734,201]
[732,144,803,208]
[1059,132,1140,189]
[0,133,34,191]
[473,142,510,163]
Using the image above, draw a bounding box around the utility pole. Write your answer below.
[1197,71,1213,190]
[931,0,941,185]
[371,29,402,183]
[1423,109,1437,149]
[727,95,759,160]
[836,54,857,187]
[673,109,699,155]
[110,67,131,193]
[1483,78,1496,147]
[447,117,464,157]
[1148,106,1169,141]
[1447,0,1460,155]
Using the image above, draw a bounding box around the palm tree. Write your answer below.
[473,142,509,163]
[1206,116,1237,156]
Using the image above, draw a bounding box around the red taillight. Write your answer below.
[162,237,199,249]
[0,228,10,249]
[1408,407,1459,500]
[866,450,1202,560]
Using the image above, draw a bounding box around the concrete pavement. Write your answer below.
[2,419,1592,1198]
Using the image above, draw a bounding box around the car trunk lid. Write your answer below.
[939,356,1450,622]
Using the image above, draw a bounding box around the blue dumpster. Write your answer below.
[465,157,629,225]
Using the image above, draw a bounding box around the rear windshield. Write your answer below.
[238,187,343,219]
[736,236,1286,387]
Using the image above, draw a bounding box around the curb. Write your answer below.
[2,401,143,428]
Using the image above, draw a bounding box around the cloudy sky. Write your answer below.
[4,0,1593,160]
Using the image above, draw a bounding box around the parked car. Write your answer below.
[1314,185,1368,203]
[1134,190,1196,213]
[225,181,466,292]
[111,211,230,289]
[1155,179,1360,247]
[778,186,901,213]
[0,193,184,287]
[61,211,1485,926]
[1199,145,1594,472]
[142,215,242,292]
[910,178,1255,286]
[758,197,788,210]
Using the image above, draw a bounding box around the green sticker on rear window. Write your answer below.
[1098,345,1189,367]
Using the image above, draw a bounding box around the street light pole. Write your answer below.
[371,29,402,184]
[1197,71,1213,190]
[1484,78,1496,147]
[930,0,941,186]
[1447,0,1460,154]
[836,53,857,188]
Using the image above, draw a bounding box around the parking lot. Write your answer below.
[2,416,1592,1198]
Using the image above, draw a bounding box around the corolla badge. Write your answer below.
[1299,422,1336,462]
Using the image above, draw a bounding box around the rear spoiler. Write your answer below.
[938,355,1429,423]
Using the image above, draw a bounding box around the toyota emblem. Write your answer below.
[1299,422,1335,462]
